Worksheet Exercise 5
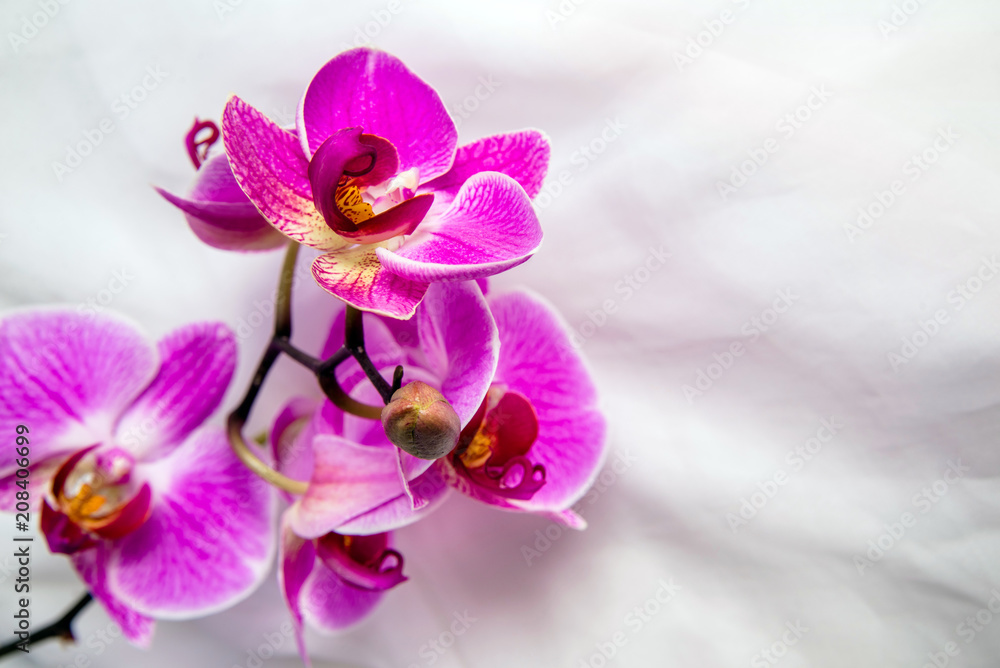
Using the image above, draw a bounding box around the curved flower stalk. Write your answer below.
[0,311,275,645]
[156,119,286,251]
[281,282,606,538]
[222,47,550,318]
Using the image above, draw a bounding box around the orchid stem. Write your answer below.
[0,592,93,659]
[227,243,393,494]
[344,305,397,403]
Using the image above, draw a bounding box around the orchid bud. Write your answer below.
[381,381,461,460]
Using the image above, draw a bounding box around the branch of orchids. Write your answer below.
[0,593,93,658]
[226,242,407,494]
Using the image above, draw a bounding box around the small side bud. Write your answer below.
[381,381,461,460]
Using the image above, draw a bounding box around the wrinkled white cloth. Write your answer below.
[2,0,1000,666]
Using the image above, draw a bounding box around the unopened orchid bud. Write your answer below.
[381,381,461,460]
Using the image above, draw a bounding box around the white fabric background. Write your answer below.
[3,1,1000,666]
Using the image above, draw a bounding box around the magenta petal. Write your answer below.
[272,397,321,494]
[290,434,430,539]
[41,499,96,555]
[222,96,347,251]
[489,291,607,510]
[422,130,551,200]
[335,194,434,245]
[157,154,286,252]
[307,127,380,233]
[297,48,457,182]
[107,428,275,618]
[278,516,315,666]
[299,550,384,633]
[0,311,157,474]
[72,545,155,646]
[416,282,498,426]
[114,322,236,460]
[311,247,430,319]
[335,465,450,535]
[0,456,63,512]
[157,187,286,251]
[376,172,542,282]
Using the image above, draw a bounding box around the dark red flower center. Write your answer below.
[315,531,407,591]
[452,386,546,500]
[41,446,152,555]
[307,127,433,244]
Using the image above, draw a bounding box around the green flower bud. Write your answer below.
[381,381,461,460]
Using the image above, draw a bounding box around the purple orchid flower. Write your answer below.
[156,119,287,252]
[433,289,607,527]
[270,405,408,665]
[277,281,606,539]
[222,47,549,319]
[277,281,496,538]
[0,311,275,645]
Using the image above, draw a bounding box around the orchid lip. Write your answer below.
[452,387,547,501]
[307,127,432,243]
[42,445,154,554]
[315,532,407,592]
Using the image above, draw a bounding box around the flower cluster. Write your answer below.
[1,47,605,664]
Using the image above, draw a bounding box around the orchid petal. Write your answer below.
[107,428,275,618]
[156,153,286,252]
[416,282,499,426]
[72,545,155,646]
[114,323,236,461]
[222,95,348,252]
[278,515,315,667]
[335,465,450,535]
[421,129,550,200]
[489,291,607,510]
[297,48,456,182]
[0,311,156,475]
[376,172,542,282]
[289,434,431,539]
[300,549,384,633]
[311,246,429,319]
